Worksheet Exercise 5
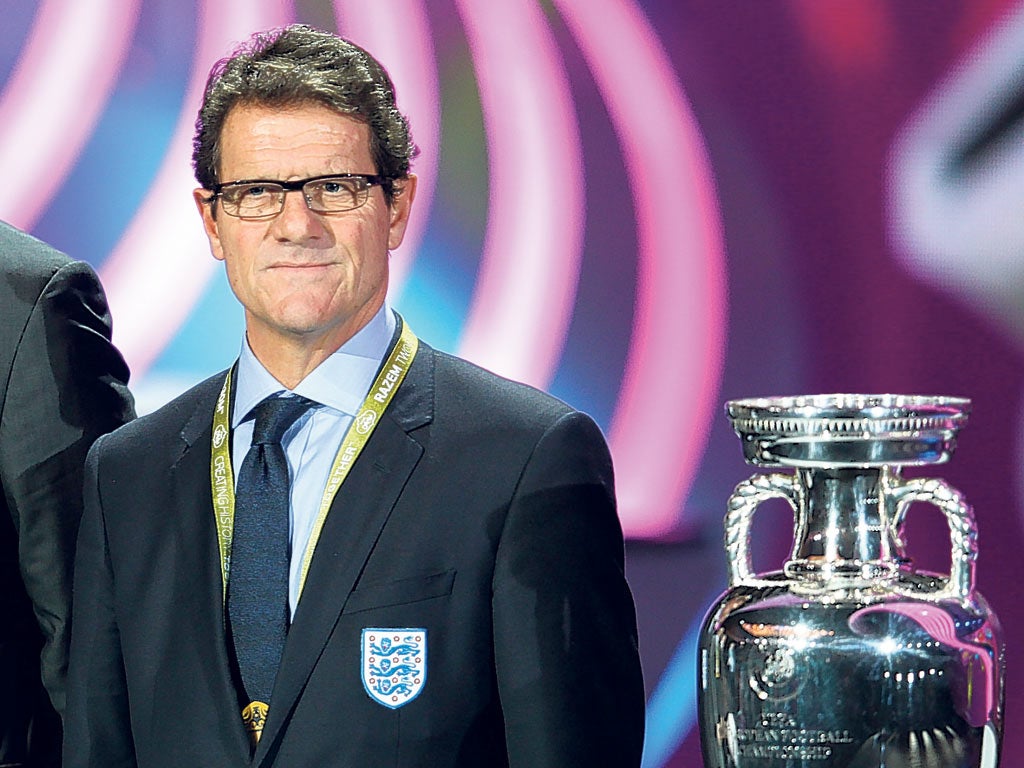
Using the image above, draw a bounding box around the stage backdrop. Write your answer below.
[3,1,1023,764]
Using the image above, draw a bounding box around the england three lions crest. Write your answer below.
[361,628,427,709]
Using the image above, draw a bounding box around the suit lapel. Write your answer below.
[175,373,253,762]
[254,346,435,765]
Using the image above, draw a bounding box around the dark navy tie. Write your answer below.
[228,395,312,708]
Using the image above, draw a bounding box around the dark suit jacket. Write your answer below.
[0,222,133,767]
[65,338,645,767]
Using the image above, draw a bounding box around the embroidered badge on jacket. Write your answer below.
[361,628,427,709]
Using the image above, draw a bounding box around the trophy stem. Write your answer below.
[784,467,906,585]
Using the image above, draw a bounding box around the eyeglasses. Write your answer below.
[206,173,390,219]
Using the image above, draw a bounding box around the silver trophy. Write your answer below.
[698,395,1004,767]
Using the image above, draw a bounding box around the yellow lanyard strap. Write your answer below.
[210,322,419,603]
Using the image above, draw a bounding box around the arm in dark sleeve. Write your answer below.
[0,259,134,716]
[492,411,645,767]
[63,439,137,768]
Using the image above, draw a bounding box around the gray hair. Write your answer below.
[192,24,418,204]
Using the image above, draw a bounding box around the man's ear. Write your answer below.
[387,174,418,250]
[193,188,225,261]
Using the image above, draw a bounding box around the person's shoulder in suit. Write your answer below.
[429,345,583,428]
[0,221,79,320]
[424,344,613,482]
[90,371,226,457]
[0,219,133,418]
[0,220,114,310]
[0,219,71,269]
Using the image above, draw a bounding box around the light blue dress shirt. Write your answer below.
[231,305,396,617]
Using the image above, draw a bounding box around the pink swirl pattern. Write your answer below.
[852,602,995,728]
[333,0,439,295]
[554,0,727,536]
[454,0,585,389]
[0,0,140,229]
[99,0,295,374]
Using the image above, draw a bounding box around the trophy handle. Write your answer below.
[725,473,801,587]
[890,477,978,603]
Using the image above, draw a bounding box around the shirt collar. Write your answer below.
[232,304,396,427]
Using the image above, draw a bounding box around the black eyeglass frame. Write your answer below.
[204,173,392,219]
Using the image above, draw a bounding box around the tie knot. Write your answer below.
[249,395,313,445]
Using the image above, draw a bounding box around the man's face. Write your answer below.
[194,103,415,357]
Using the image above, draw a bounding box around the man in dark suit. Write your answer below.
[65,25,644,767]
[0,221,133,767]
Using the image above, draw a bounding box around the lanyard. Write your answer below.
[209,322,419,603]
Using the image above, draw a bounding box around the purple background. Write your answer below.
[3,1,1023,763]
